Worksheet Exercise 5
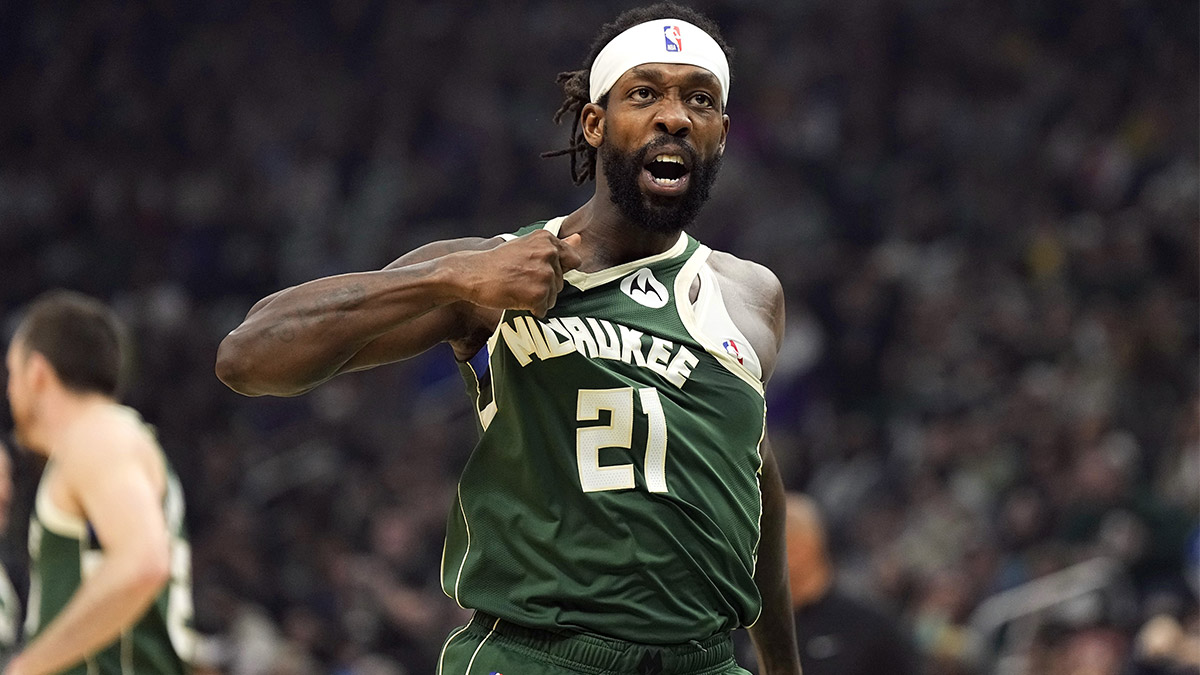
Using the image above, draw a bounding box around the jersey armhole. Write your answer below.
[675,247,766,394]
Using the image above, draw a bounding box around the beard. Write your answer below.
[600,136,723,235]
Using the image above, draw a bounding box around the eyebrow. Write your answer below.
[625,65,721,91]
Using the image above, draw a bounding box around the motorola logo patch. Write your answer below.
[620,268,669,308]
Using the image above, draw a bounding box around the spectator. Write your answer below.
[785,494,919,675]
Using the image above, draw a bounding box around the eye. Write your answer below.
[631,87,655,101]
[690,92,715,108]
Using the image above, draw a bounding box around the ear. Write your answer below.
[581,102,605,149]
[26,352,53,392]
[718,113,730,157]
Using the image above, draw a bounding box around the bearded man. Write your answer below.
[217,4,800,674]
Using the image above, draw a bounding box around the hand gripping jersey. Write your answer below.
[444,218,767,644]
[26,410,194,675]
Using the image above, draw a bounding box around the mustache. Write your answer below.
[633,135,698,166]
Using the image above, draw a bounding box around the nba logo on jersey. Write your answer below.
[664,25,682,51]
[723,339,744,364]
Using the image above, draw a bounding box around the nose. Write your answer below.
[654,98,691,138]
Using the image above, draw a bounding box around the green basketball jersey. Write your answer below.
[443,219,768,644]
[26,412,194,674]
[0,561,20,662]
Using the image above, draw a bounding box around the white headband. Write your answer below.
[589,18,730,106]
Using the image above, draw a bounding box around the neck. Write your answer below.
[26,389,113,457]
[560,196,682,272]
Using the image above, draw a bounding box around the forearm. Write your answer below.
[216,256,466,396]
[11,558,166,675]
[749,447,802,675]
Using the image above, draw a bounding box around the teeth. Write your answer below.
[653,154,684,165]
[652,176,681,186]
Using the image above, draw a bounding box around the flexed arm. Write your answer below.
[216,231,581,397]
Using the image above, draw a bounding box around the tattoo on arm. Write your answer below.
[264,312,299,343]
[264,284,368,344]
[330,283,368,314]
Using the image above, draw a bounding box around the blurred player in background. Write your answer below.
[782,494,917,675]
[0,444,21,663]
[218,3,800,673]
[3,291,193,675]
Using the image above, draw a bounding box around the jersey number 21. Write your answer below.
[576,387,668,493]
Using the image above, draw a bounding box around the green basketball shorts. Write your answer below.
[437,611,751,675]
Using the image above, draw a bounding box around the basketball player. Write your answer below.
[217,4,801,673]
[0,443,21,662]
[3,291,194,675]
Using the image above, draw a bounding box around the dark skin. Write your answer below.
[216,62,800,675]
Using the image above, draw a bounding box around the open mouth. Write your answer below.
[642,153,691,193]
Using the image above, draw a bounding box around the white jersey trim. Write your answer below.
[436,622,471,675]
[33,467,87,540]
[693,260,763,380]
[443,320,503,609]
[536,217,690,291]
[463,616,500,675]
[452,483,472,608]
[743,410,768,629]
[478,320,504,431]
[674,245,765,396]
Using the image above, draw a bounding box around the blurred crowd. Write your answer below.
[0,0,1195,673]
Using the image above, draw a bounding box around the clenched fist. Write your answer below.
[456,230,582,317]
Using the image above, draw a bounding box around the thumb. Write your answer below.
[559,233,583,270]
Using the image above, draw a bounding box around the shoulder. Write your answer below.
[706,250,783,295]
[55,406,160,483]
[705,249,786,379]
[706,251,784,313]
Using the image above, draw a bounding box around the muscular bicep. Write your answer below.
[337,301,499,371]
[334,236,508,372]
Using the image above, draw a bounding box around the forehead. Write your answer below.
[614,63,722,91]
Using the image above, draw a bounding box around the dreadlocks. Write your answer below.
[541,3,733,186]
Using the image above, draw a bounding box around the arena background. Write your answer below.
[0,1,1196,673]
